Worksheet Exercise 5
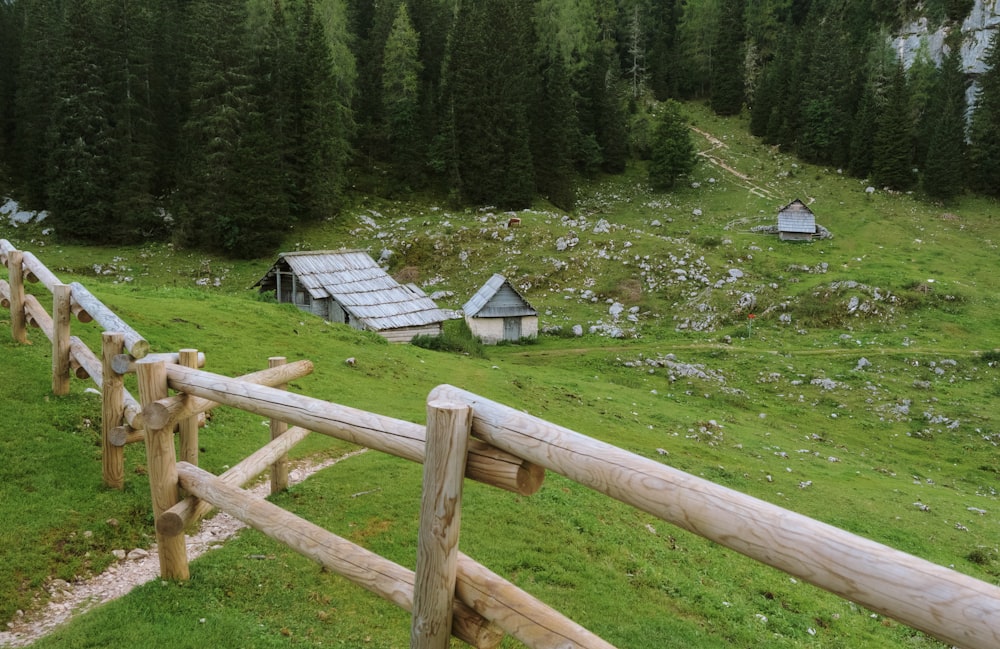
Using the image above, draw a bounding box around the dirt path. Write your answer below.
[0,449,367,648]
[690,126,777,201]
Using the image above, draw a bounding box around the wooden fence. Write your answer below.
[2,239,1000,649]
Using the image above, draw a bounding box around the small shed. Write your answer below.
[777,199,817,241]
[254,250,448,343]
[463,274,538,344]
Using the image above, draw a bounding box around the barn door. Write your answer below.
[503,317,521,341]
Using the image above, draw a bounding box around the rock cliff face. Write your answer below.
[893,0,999,74]
[892,0,1000,109]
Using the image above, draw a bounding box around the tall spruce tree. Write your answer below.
[45,0,117,243]
[796,5,854,166]
[293,0,351,220]
[532,51,578,210]
[849,42,897,179]
[710,0,746,115]
[649,100,697,189]
[969,32,1000,196]
[646,0,682,100]
[872,63,916,191]
[177,0,287,257]
[13,0,62,208]
[923,44,967,200]
[0,1,22,160]
[105,0,160,239]
[446,0,536,208]
[382,3,423,191]
[674,0,720,98]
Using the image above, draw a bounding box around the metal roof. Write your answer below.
[256,250,448,331]
[463,274,536,317]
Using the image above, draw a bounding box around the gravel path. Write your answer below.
[0,450,366,648]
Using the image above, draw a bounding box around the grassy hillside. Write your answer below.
[1,102,999,648]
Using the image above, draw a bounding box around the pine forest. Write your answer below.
[0,0,998,258]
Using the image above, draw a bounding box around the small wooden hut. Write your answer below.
[777,199,817,241]
[254,250,447,343]
[463,274,538,344]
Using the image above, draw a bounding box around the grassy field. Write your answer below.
[1,102,999,648]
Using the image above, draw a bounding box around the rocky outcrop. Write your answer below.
[893,0,1000,75]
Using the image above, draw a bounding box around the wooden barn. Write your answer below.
[777,199,817,241]
[463,274,538,344]
[254,250,448,343]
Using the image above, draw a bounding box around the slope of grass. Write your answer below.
[2,101,999,647]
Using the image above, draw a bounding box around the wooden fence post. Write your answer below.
[8,250,26,343]
[411,400,472,649]
[178,349,201,468]
[51,284,72,395]
[137,359,189,580]
[268,356,289,495]
[102,332,126,490]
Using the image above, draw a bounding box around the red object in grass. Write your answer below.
[748,313,756,319]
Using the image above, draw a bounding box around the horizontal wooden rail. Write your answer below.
[148,365,544,496]
[143,360,316,431]
[0,238,15,264]
[429,385,1000,649]
[177,461,614,649]
[0,241,91,321]
[113,351,205,375]
[157,425,313,535]
[69,282,148,358]
[5,283,144,427]
[176,461,506,649]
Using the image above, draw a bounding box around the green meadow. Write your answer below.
[1,104,998,648]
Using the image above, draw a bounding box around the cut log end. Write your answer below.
[109,426,131,447]
[129,340,151,359]
[516,462,546,495]
[156,511,187,538]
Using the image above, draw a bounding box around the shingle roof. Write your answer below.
[777,199,816,233]
[463,274,536,317]
[256,250,447,330]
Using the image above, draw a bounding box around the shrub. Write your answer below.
[410,319,486,357]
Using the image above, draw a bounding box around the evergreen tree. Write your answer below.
[749,54,780,138]
[532,51,577,210]
[105,0,160,239]
[382,3,423,190]
[969,32,1000,196]
[872,63,916,191]
[795,5,855,166]
[13,0,62,208]
[147,0,189,200]
[848,82,878,178]
[0,1,22,159]
[346,0,396,162]
[710,0,746,115]
[177,0,287,257]
[849,41,897,179]
[45,0,117,243]
[446,0,536,208]
[907,44,939,170]
[646,0,682,100]
[648,100,697,189]
[923,43,967,200]
[674,0,720,98]
[293,0,351,220]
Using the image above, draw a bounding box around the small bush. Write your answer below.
[979,350,1000,364]
[967,548,993,566]
[411,319,486,357]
